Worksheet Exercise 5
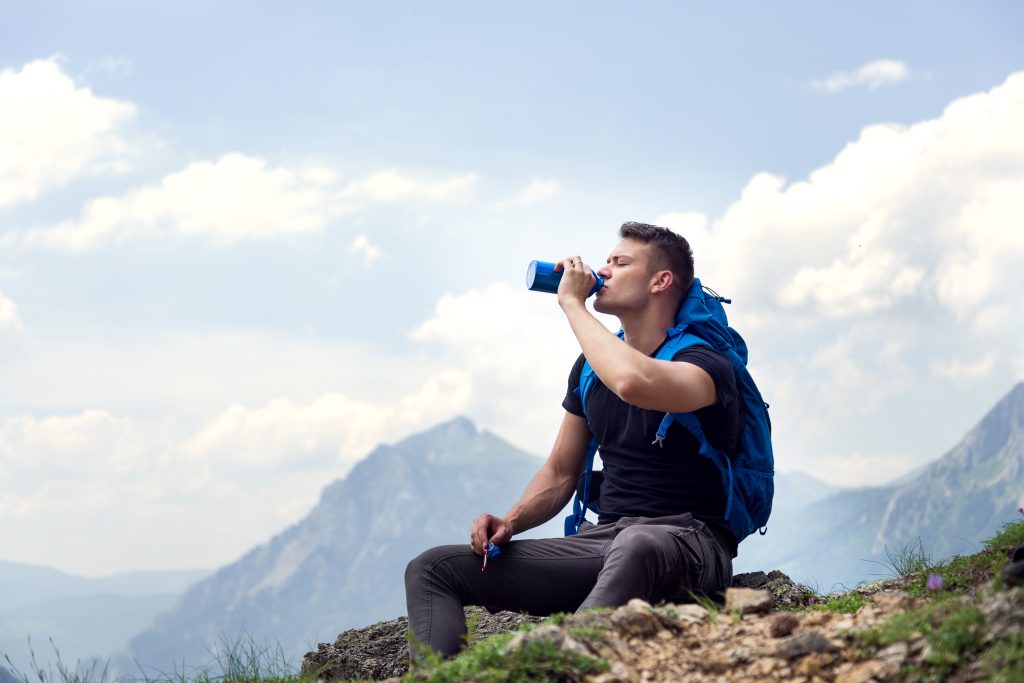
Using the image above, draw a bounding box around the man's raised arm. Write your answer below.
[469,411,591,554]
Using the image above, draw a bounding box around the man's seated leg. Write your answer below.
[405,533,610,658]
[578,518,732,610]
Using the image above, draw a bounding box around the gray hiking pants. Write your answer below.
[404,513,733,657]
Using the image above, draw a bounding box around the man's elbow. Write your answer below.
[610,373,653,408]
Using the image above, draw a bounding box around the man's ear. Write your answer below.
[650,270,674,295]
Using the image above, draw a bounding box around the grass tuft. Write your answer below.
[979,630,1024,683]
[863,538,932,579]
[855,519,1024,681]
[807,593,868,614]
[406,623,607,683]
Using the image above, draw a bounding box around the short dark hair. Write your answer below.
[618,221,694,298]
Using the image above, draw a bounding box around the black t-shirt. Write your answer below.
[562,342,741,556]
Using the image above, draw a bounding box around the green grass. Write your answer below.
[854,518,1024,681]
[856,598,985,681]
[807,592,868,614]
[863,538,932,579]
[903,517,1024,598]
[405,624,607,683]
[979,629,1024,683]
[686,591,720,622]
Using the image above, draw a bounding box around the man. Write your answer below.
[405,222,741,657]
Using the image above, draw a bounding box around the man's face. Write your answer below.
[593,238,661,315]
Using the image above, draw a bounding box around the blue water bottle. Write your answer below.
[526,260,604,297]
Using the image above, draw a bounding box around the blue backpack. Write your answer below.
[564,278,774,544]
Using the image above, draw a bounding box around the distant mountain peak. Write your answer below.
[413,415,478,441]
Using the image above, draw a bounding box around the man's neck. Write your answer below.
[618,306,677,356]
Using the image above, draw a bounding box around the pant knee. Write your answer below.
[611,526,672,560]
[405,545,469,595]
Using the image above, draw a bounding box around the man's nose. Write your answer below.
[596,264,611,279]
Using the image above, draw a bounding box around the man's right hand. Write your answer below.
[470,513,514,555]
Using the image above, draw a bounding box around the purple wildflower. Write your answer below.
[808,597,816,606]
[926,574,944,591]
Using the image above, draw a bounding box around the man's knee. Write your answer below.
[406,545,443,590]
[405,545,468,594]
[610,525,674,559]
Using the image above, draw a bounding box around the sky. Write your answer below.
[1,1,1023,577]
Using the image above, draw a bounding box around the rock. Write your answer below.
[759,570,817,609]
[505,624,591,658]
[871,591,916,613]
[978,587,1024,641]
[301,616,411,682]
[725,587,773,614]
[794,652,836,678]
[731,570,769,588]
[665,603,710,623]
[609,599,663,638]
[769,612,800,638]
[877,641,909,670]
[774,629,838,659]
[835,659,887,683]
[301,607,543,682]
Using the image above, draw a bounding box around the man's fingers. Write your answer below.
[470,514,494,554]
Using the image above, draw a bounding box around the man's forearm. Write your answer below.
[504,463,577,535]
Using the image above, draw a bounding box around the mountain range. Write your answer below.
[8,382,1022,676]
[0,564,207,675]
[734,382,1024,589]
[119,418,558,675]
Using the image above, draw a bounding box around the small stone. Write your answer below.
[611,599,662,638]
[835,660,885,683]
[774,629,838,659]
[878,641,909,669]
[871,591,915,613]
[750,658,778,675]
[794,652,835,678]
[832,617,855,632]
[769,612,800,638]
[725,587,774,614]
[673,603,710,623]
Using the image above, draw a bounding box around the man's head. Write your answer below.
[594,222,694,318]
[618,222,694,296]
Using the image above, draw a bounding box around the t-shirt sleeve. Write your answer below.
[672,344,742,454]
[561,353,587,416]
[671,345,736,407]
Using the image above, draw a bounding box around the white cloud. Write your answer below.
[696,72,1024,327]
[646,71,1024,483]
[813,59,911,93]
[0,369,473,574]
[23,156,480,249]
[931,353,997,382]
[348,234,382,268]
[0,410,161,479]
[0,291,22,333]
[411,283,617,454]
[183,372,472,471]
[495,178,561,209]
[0,57,136,208]
[340,169,477,203]
[24,153,342,249]
[817,452,918,488]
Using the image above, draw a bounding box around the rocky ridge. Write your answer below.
[303,520,1024,682]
